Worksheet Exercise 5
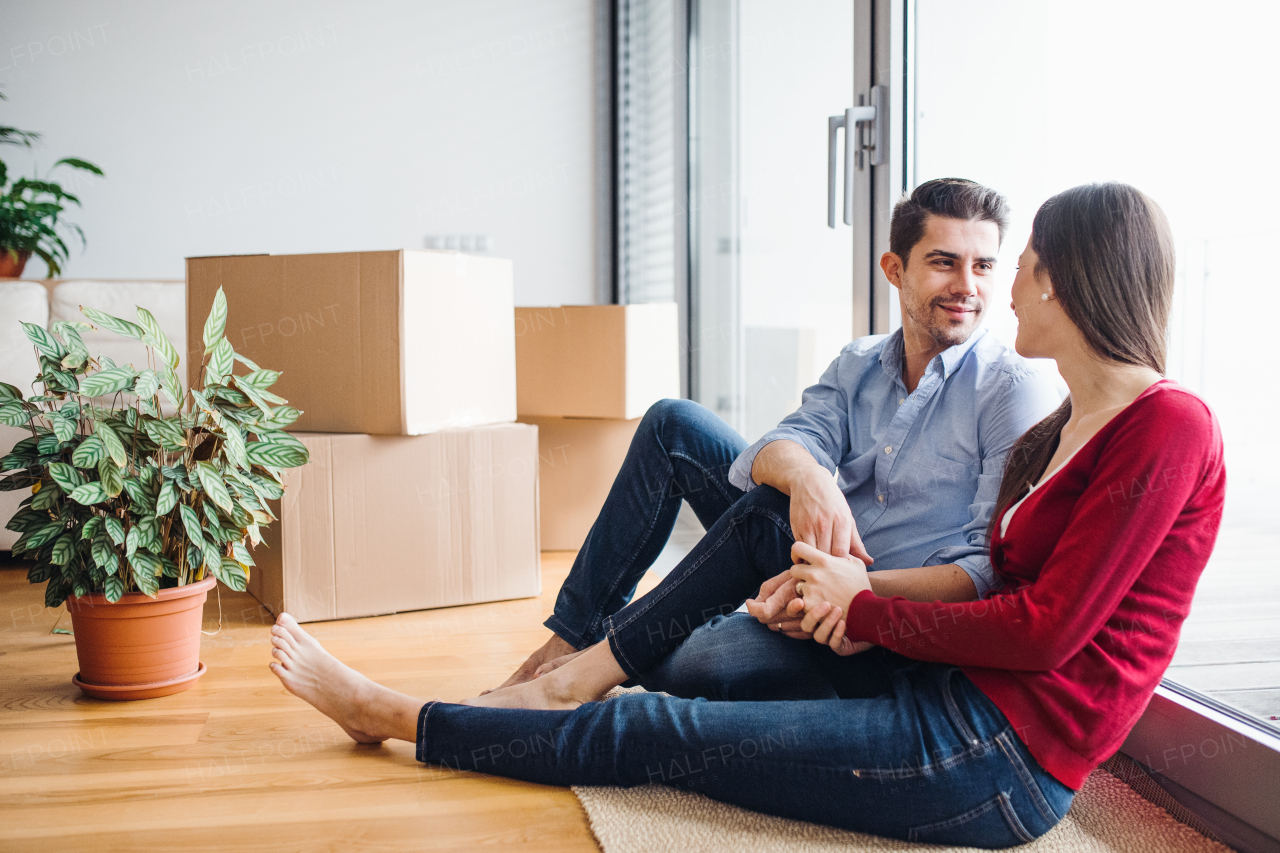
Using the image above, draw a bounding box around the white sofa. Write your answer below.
[0,279,185,550]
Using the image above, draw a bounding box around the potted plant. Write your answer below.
[0,91,103,277]
[0,288,308,699]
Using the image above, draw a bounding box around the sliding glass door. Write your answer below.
[688,0,855,441]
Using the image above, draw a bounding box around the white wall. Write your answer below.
[0,0,601,306]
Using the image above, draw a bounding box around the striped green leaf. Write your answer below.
[0,401,31,427]
[81,305,146,341]
[104,575,124,602]
[204,337,234,385]
[260,405,301,429]
[69,481,108,505]
[129,552,161,596]
[21,321,65,358]
[203,288,228,352]
[80,367,138,398]
[71,435,106,468]
[143,417,187,450]
[179,503,203,544]
[133,369,160,400]
[216,556,248,591]
[160,364,184,409]
[195,461,234,514]
[135,307,180,370]
[104,516,125,545]
[51,533,76,566]
[49,412,76,442]
[95,421,127,466]
[240,369,280,389]
[97,458,123,497]
[155,479,178,515]
[222,423,248,470]
[46,462,85,492]
[245,440,307,469]
[231,540,256,568]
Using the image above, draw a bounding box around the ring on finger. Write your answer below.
[795,580,806,597]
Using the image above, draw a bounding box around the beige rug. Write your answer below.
[573,692,1229,853]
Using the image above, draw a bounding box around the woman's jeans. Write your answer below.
[421,400,1075,846]
[417,651,1075,848]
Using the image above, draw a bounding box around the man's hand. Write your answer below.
[744,570,812,639]
[750,440,873,564]
[790,541,874,656]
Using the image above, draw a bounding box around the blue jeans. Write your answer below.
[421,400,1075,846]
[417,650,1075,847]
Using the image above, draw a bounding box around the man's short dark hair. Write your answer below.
[889,178,1010,267]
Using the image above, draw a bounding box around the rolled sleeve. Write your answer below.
[727,351,852,492]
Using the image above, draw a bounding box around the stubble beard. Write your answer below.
[906,294,985,349]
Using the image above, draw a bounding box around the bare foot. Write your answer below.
[268,613,421,745]
[532,648,587,679]
[483,632,579,694]
[464,640,628,711]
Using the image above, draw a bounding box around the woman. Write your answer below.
[268,182,1224,848]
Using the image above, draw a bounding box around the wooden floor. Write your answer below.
[0,552,669,853]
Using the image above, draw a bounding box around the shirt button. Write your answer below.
[884,446,893,453]
[898,398,904,405]
[878,494,885,502]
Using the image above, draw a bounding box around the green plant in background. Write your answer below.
[0,288,308,607]
[0,90,104,275]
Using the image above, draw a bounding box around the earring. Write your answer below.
[1040,293,1049,301]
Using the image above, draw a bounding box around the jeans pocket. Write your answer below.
[907,791,1036,848]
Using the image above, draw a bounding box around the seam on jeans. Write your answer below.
[906,793,1000,843]
[996,790,1038,843]
[542,613,586,650]
[606,503,791,640]
[605,627,642,680]
[417,700,438,761]
[580,455,679,646]
[669,450,741,507]
[850,736,990,780]
[995,729,1060,827]
[941,671,981,746]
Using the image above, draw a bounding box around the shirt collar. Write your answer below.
[879,325,989,387]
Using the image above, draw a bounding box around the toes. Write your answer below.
[271,634,292,651]
[271,625,297,647]
[272,647,292,666]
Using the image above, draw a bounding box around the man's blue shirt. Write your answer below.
[728,326,1061,598]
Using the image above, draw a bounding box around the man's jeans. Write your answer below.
[545,397,875,699]
[417,651,1076,847]
[544,398,751,654]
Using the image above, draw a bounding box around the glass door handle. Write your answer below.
[827,86,889,228]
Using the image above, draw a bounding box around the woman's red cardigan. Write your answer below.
[847,381,1226,789]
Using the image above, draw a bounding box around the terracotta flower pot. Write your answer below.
[65,576,216,700]
[0,250,30,278]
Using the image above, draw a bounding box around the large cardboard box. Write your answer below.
[514,304,679,419]
[520,415,640,550]
[248,424,540,622]
[186,250,516,435]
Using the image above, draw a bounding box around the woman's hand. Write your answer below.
[790,541,874,656]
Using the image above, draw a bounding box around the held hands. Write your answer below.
[791,541,874,656]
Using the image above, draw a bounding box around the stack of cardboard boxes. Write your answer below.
[185,250,540,622]
[515,304,680,550]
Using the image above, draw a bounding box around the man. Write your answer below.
[494,178,1060,699]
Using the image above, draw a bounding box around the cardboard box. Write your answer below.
[514,304,679,419]
[186,250,516,435]
[520,415,640,550]
[248,424,540,622]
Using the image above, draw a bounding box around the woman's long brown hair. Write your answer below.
[988,183,1176,542]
